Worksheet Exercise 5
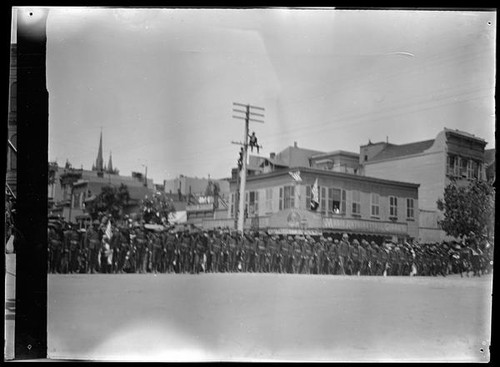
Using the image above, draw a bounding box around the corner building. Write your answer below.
[223,167,420,243]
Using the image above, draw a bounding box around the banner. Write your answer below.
[311,178,319,211]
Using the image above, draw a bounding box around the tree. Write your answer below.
[86,184,130,221]
[437,179,495,239]
[139,191,176,225]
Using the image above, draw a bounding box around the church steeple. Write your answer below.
[95,130,104,172]
[108,151,114,173]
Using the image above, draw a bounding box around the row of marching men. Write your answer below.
[48,220,492,277]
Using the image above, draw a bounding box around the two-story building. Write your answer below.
[198,142,419,243]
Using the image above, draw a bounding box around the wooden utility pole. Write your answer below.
[232,103,264,234]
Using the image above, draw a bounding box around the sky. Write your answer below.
[28,8,496,183]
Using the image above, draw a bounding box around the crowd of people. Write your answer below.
[47,218,493,278]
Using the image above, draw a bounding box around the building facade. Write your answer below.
[360,128,490,242]
[48,132,155,222]
[203,167,419,243]
[48,164,155,223]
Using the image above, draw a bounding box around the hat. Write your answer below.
[352,239,360,245]
[327,237,333,242]
[342,233,349,239]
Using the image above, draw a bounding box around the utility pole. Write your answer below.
[232,102,265,234]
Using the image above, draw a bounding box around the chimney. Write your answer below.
[270,152,276,159]
[294,141,298,148]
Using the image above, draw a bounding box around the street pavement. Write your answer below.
[47,272,492,362]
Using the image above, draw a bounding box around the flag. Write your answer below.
[310,178,319,211]
[104,220,112,240]
[289,171,302,182]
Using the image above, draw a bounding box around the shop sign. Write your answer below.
[322,217,407,235]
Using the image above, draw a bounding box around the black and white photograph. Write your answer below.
[5,7,496,362]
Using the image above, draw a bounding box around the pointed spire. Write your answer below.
[95,129,104,172]
[108,151,114,173]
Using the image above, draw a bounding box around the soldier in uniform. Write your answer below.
[211,234,220,273]
[400,244,411,276]
[48,223,63,273]
[261,235,269,272]
[319,237,330,275]
[115,226,129,273]
[222,236,231,272]
[359,240,369,275]
[247,235,258,273]
[65,225,79,273]
[328,239,338,275]
[390,245,401,276]
[59,223,72,274]
[109,226,120,273]
[338,234,350,275]
[274,237,284,273]
[164,231,175,273]
[150,232,163,273]
[350,239,361,276]
[100,236,113,273]
[86,221,101,273]
[286,238,295,274]
[379,243,390,276]
[134,225,146,273]
[468,232,482,277]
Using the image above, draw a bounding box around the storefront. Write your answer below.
[224,167,420,241]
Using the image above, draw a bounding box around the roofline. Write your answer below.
[231,166,420,189]
[363,148,442,165]
[360,141,388,148]
[444,128,487,145]
[311,150,360,159]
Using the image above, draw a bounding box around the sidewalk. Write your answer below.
[4,253,16,360]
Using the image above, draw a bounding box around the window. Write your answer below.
[447,155,459,176]
[248,191,259,216]
[389,196,398,218]
[460,157,468,177]
[279,185,295,210]
[371,193,380,217]
[320,187,326,213]
[406,198,415,219]
[328,187,346,215]
[265,188,273,213]
[351,190,361,215]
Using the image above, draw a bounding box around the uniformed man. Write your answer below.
[85,221,101,273]
[110,226,121,273]
[65,225,80,273]
[100,236,113,273]
[48,223,63,273]
[350,239,361,276]
[338,233,350,275]
[359,240,369,275]
[134,225,147,273]
[468,232,482,277]
[379,243,390,277]
[151,232,163,273]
